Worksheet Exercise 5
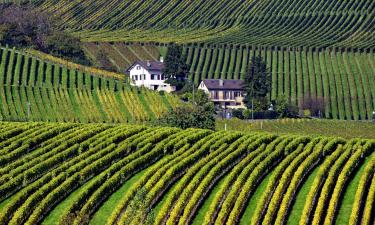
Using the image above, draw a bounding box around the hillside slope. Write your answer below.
[0,122,374,225]
[30,0,374,47]
[86,43,375,120]
[0,46,179,123]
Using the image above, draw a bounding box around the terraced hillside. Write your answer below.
[0,122,374,225]
[27,0,374,47]
[86,43,375,120]
[0,46,179,122]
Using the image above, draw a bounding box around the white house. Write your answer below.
[126,59,175,93]
[199,79,246,109]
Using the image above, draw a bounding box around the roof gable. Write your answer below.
[127,61,164,73]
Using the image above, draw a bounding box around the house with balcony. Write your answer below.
[126,59,176,93]
[198,79,246,109]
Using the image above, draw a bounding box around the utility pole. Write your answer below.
[192,81,195,104]
[251,98,254,121]
[27,102,31,120]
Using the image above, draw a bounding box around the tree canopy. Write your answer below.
[162,44,189,90]
[243,55,271,109]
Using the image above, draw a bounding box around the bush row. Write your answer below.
[70,128,181,225]
[0,125,106,201]
[22,126,148,225]
[203,136,284,225]
[215,136,283,225]
[150,132,244,225]
[311,140,359,225]
[323,141,374,225]
[0,124,74,166]
[171,135,274,225]
[225,137,301,225]
[348,154,375,225]
[111,130,225,225]
[298,141,346,225]
[250,137,307,225]
[274,139,329,225]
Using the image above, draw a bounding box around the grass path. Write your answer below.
[286,165,320,225]
[152,178,178,216]
[89,169,147,225]
[42,169,147,225]
[191,178,226,224]
[41,177,99,225]
[240,171,274,224]
[0,197,13,210]
[334,152,374,225]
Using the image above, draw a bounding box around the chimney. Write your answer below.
[219,79,224,86]
[160,56,164,63]
[147,60,151,67]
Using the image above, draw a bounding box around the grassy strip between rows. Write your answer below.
[240,170,274,224]
[41,177,99,225]
[191,177,226,225]
[89,169,148,225]
[0,196,13,210]
[286,164,321,225]
[334,152,375,225]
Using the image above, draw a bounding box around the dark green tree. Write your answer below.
[243,56,271,110]
[162,43,189,90]
[157,103,215,130]
[274,95,299,118]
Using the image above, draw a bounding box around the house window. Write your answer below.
[214,91,219,99]
[133,75,138,81]
[136,66,141,70]
[151,74,157,80]
[157,75,160,80]
[161,75,165,80]
[139,74,145,80]
[224,91,230,99]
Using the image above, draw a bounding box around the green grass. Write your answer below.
[240,171,274,224]
[286,164,321,225]
[89,169,148,225]
[41,177,99,225]
[158,47,168,58]
[191,177,226,225]
[0,196,13,210]
[334,152,375,225]
[42,169,148,225]
[216,118,375,139]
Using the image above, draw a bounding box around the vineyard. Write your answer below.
[0,122,374,225]
[13,0,371,48]
[1,0,374,120]
[217,118,375,139]
[85,43,375,120]
[0,46,179,123]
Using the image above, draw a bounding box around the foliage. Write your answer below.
[81,42,374,120]
[180,89,210,106]
[0,122,374,225]
[156,103,215,130]
[121,188,154,225]
[216,119,375,139]
[0,46,180,123]
[0,5,90,65]
[243,56,271,109]
[162,44,189,90]
[301,97,325,118]
[274,95,299,118]
[45,32,89,66]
